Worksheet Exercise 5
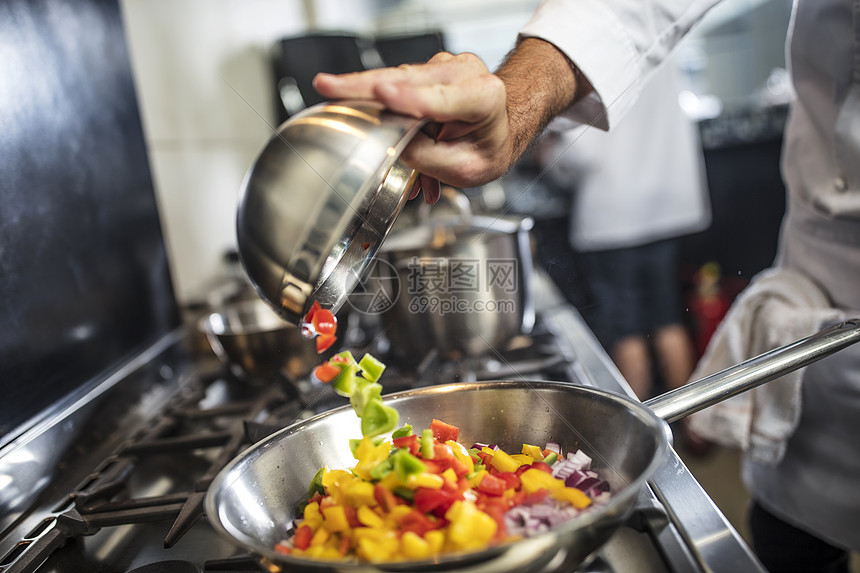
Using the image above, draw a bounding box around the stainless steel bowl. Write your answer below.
[201,297,319,381]
[237,100,428,326]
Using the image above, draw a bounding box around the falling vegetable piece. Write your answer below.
[301,301,338,354]
[313,362,342,384]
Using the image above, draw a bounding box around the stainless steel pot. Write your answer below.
[377,214,535,361]
[205,319,860,572]
[201,297,320,382]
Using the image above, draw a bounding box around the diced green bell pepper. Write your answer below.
[543,452,559,466]
[391,424,413,438]
[360,399,399,437]
[332,362,358,397]
[392,448,426,482]
[306,466,326,497]
[369,456,395,480]
[358,353,386,382]
[350,379,382,417]
[421,428,435,459]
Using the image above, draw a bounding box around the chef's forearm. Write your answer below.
[495,37,591,161]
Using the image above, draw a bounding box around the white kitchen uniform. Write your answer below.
[522,0,860,553]
[544,61,710,252]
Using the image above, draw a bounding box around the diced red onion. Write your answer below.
[551,459,579,480]
[544,441,562,456]
[566,449,592,470]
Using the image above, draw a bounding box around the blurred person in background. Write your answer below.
[537,59,710,403]
[315,0,860,571]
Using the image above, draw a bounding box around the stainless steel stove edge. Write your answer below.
[542,306,766,573]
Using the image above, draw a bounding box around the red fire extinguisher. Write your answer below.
[689,262,731,358]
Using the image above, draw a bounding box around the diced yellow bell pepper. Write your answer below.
[344,480,376,507]
[469,469,488,488]
[353,437,391,480]
[390,505,413,520]
[440,467,458,486]
[400,531,431,559]
[310,526,330,546]
[511,454,534,465]
[406,472,444,489]
[378,472,401,491]
[519,467,560,493]
[522,444,545,460]
[552,486,592,509]
[490,449,521,473]
[357,505,384,528]
[425,530,445,553]
[444,501,497,551]
[322,505,350,533]
[446,440,475,473]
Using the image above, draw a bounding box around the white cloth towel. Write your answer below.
[686,267,844,465]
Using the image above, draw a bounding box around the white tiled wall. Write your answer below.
[120,0,310,303]
[118,0,537,304]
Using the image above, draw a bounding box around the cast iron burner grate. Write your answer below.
[0,369,307,573]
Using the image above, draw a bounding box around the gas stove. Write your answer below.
[0,276,764,573]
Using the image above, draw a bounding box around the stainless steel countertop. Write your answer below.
[534,271,765,573]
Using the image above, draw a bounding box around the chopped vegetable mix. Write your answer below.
[277,351,612,562]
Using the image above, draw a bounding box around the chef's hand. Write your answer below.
[313,38,584,204]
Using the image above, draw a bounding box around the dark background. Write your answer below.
[0,0,179,446]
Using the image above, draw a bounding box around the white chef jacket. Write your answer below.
[522,0,860,552]
[543,60,710,252]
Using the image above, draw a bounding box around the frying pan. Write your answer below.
[205,319,860,572]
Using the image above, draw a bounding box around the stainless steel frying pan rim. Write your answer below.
[205,380,671,569]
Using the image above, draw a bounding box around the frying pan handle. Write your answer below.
[645,319,860,423]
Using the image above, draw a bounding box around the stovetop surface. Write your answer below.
[0,305,742,573]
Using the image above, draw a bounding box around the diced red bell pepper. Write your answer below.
[421,460,444,475]
[475,451,493,467]
[392,434,420,456]
[429,419,459,443]
[373,483,402,513]
[477,473,507,496]
[304,301,322,325]
[338,534,351,556]
[312,308,337,336]
[495,471,521,491]
[343,505,361,528]
[413,488,457,517]
[513,488,549,506]
[398,509,440,537]
[529,461,553,474]
[316,333,337,353]
[274,543,291,555]
[313,361,342,383]
[292,524,313,550]
[432,443,454,460]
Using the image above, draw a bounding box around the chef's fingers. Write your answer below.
[312,53,495,119]
[418,174,441,204]
[408,179,421,200]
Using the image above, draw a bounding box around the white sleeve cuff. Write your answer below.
[519,0,645,130]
